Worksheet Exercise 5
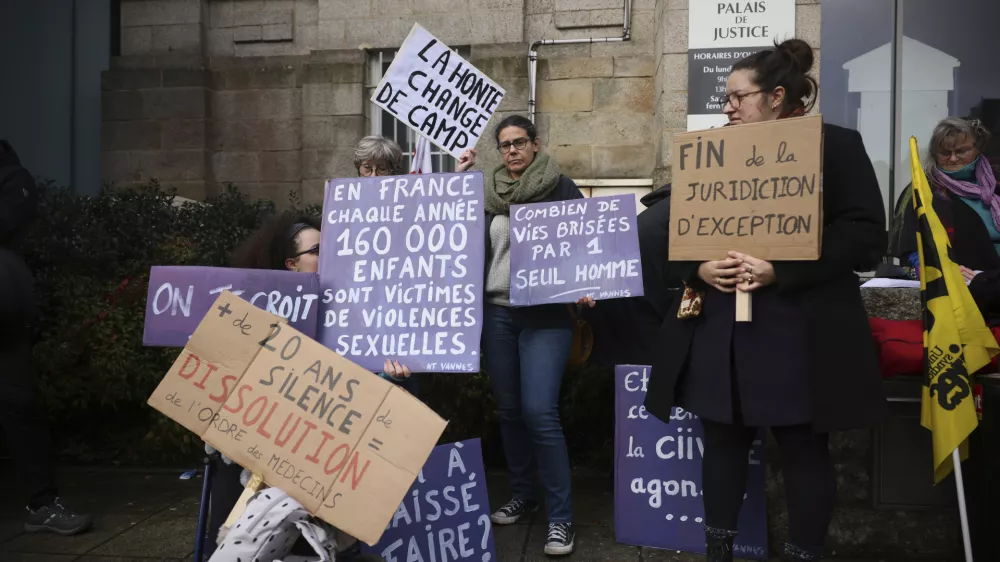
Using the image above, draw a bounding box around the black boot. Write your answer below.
[704,526,737,562]
[783,542,821,561]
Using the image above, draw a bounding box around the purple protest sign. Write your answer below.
[143,266,320,347]
[508,194,643,306]
[318,173,485,373]
[363,439,496,562]
[614,365,768,559]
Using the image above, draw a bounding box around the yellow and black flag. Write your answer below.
[911,137,1000,483]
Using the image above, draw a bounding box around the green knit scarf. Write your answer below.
[484,151,562,215]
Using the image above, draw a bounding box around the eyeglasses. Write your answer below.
[723,90,765,110]
[936,146,977,161]
[359,162,393,176]
[498,137,531,154]
[292,244,319,258]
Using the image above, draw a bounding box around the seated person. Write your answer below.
[893,118,1000,323]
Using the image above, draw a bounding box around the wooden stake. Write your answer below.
[223,472,266,529]
[736,289,752,322]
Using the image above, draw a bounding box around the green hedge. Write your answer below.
[22,182,614,468]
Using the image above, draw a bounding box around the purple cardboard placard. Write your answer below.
[363,439,496,562]
[143,266,320,347]
[317,173,485,373]
[614,365,768,559]
[508,194,644,306]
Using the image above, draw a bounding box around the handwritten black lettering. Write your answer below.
[232,312,252,336]
[745,144,764,167]
[776,141,796,164]
[259,323,282,351]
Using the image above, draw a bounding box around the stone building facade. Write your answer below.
[101,0,821,206]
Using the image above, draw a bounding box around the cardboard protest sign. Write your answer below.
[614,366,767,558]
[371,24,505,159]
[317,173,485,373]
[669,115,823,261]
[363,439,497,562]
[143,266,320,347]
[147,291,447,546]
[509,194,644,306]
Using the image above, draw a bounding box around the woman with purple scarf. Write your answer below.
[894,117,1000,322]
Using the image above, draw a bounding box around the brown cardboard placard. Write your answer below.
[147,291,447,546]
[147,291,281,436]
[669,115,824,261]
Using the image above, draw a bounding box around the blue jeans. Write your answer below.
[483,304,573,523]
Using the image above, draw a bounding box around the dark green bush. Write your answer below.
[23,181,614,469]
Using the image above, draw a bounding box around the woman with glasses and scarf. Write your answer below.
[639,39,886,561]
[892,118,1000,322]
[482,114,594,557]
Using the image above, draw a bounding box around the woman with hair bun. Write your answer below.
[640,39,887,561]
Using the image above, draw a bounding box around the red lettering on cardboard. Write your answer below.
[224,384,252,414]
[209,375,238,404]
[339,450,370,490]
[178,352,201,379]
[324,443,351,475]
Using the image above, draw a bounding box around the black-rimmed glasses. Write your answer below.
[498,137,530,153]
[723,90,765,110]
[292,244,319,258]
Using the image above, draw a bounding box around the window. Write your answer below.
[822,0,1000,242]
[821,0,895,225]
[366,48,471,174]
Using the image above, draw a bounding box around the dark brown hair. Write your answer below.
[732,38,817,115]
[228,211,321,271]
[494,114,537,146]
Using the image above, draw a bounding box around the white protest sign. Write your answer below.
[371,23,506,159]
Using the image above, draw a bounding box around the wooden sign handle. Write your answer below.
[735,290,752,322]
[223,472,266,529]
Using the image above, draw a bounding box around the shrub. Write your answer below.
[23,182,279,464]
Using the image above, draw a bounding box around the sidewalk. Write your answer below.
[0,464,918,562]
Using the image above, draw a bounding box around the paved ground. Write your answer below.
[0,464,903,562]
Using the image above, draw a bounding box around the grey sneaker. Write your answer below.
[490,497,539,525]
[25,498,93,536]
[544,522,575,556]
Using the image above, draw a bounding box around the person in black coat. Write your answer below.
[0,140,92,535]
[890,118,1000,324]
[641,40,887,561]
[585,184,679,367]
[481,115,593,557]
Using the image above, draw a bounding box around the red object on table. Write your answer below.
[868,318,1000,378]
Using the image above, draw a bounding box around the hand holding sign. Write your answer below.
[730,252,776,292]
[671,115,823,322]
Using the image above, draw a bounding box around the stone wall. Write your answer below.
[102,50,367,205]
[104,0,820,206]
[102,65,210,199]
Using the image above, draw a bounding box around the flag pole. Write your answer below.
[952,447,973,562]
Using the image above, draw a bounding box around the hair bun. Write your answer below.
[777,38,814,72]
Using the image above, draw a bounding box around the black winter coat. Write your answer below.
[643,123,889,432]
[585,186,677,367]
[483,174,584,329]
[0,141,39,334]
